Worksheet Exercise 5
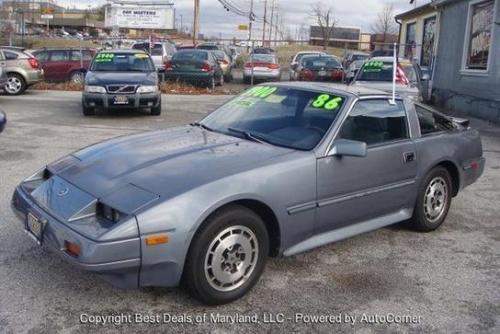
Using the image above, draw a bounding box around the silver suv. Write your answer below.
[131,41,177,72]
[0,48,44,95]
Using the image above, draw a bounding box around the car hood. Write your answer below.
[49,127,293,202]
[85,71,157,86]
[352,81,420,95]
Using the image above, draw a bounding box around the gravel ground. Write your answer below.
[0,91,499,334]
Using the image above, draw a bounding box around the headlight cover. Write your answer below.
[137,85,158,94]
[85,85,106,94]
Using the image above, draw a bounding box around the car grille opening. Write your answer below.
[106,85,137,94]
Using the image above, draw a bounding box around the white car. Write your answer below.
[289,51,326,80]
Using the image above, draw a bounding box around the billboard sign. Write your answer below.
[105,6,174,30]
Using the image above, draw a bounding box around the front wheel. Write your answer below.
[184,205,269,305]
[410,166,452,232]
[5,73,26,95]
[82,104,95,116]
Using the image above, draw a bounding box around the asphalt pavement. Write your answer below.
[0,90,499,334]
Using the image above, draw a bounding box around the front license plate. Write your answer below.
[318,71,327,76]
[113,95,129,105]
[26,212,45,244]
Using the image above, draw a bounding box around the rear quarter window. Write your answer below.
[4,51,19,60]
[415,105,455,135]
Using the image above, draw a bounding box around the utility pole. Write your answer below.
[193,0,200,45]
[268,0,275,46]
[247,0,254,53]
[180,14,183,34]
[262,0,267,47]
[274,12,279,47]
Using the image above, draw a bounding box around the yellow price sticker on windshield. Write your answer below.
[135,54,149,59]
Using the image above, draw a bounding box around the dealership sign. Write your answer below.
[105,6,174,29]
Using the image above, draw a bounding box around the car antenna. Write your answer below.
[390,42,397,105]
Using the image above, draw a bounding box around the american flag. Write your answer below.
[395,64,410,85]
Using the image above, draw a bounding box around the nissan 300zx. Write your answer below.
[12,83,484,304]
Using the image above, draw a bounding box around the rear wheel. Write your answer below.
[217,74,224,86]
[184,205,269,305]
[5,73,26,95]
[70,71,84,84]
[410,167,452,232]
[206,76,216,90]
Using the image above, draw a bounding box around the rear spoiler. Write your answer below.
[450,117,470,129]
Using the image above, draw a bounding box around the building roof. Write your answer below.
[395,2,436,20]
[310,26,361,41]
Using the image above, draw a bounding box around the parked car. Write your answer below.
[351,57,428,101]
[296,55,344,82]
[0,62,7,90]
[196,42,220,51]
[213,50,233,82]
[252,47,275,54]
[164,49,224,89]
[11,83,484,305]
[344,59,366,83]
[132,42,177,72]
[342,51,369,69]
[0,111,6,133]
[0,47,43,95]
[177,44,197,50]
[29,48,96,84]
[82,49,161,116]
[289,51,326,80]
[243,53,281,84]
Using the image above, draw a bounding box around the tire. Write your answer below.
[4,73,26,95]
[70,71,85,84]
[224,73,233,82]
[410,166,452,232]
[207,76,216,90]
[243,77,251,85]
[82,104,95,116]
[217,74,224,86]
[151,99,162,116]
[184,205,269,305]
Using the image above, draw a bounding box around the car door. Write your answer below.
[48,50,70,81]
[315,98,418,234]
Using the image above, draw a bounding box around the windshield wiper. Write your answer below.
[227,127,270,145]
[190,122,213,132]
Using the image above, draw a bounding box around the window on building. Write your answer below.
[463,0,494,71]
[338,100,408,146]
[421,16,436,67]
[404,22,417,59]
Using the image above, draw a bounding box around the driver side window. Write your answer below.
[338,99,409,146]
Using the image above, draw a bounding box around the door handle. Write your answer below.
[404,151,416,163]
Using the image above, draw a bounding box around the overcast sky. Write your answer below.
[56,0,428,39]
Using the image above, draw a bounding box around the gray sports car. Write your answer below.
[12,83,484,304]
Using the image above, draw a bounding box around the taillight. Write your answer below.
[244,62,253,68]
[28,57,40,69]
[268,63,280,69]
[164,60,173,71]
[201,62,213,72]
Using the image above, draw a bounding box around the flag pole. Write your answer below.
[391,42,397,105]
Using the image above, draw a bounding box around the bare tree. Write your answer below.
[371,4,398,43]
[311,2,338,50]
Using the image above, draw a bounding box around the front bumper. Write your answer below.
[244,69,281,80]
[11,187,141,288]
[82,92,161,110]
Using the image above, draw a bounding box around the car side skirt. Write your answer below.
[283,208,413,256]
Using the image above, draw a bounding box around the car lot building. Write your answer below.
[429,0,499,123]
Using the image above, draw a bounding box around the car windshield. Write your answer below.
[200,86,346,150]
[91,52,155,72]
[352,54,369,61]
[172,51,208,61]
[302,56,341,69]
[357,61,417,83]
[251,54,275,63]
[296,53,321,63]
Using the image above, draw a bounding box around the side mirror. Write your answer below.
[291,64,298,70]
[421,73,430,81]
[0,111,6,133]
[328,139,367,158]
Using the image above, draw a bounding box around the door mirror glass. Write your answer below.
[0,111,6,133]
[329,139,367,157]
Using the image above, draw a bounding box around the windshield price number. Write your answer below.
[95,53,114,63]
[244,86,278,99]
[312,94,343,110]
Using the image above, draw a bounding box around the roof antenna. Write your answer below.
[390,42,397,105]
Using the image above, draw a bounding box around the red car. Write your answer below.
[297,55,344,82]
[28,48,96,84]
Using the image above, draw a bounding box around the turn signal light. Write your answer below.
[145,234,169,246]
[64,241,80,257]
